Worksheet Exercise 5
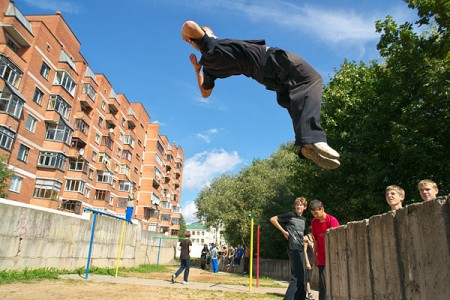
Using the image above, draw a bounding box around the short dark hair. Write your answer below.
[185,232,191,238]
[308,199,323,211]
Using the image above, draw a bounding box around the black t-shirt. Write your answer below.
[180,239,192,260]
[193,34,268,90]
[277,211,306,251]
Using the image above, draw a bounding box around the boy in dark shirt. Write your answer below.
[270,197,308,300]
[181,20,340,170]
[171,232,192,284]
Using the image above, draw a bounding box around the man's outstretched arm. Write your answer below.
[181,21,213,98]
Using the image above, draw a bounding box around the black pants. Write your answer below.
[318,265,326,300]
[284,249,306,300]
[265,48,327,148]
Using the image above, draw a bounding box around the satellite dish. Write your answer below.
[79,148,85,156]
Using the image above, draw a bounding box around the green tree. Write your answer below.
[0,155,13,198]
[178,214,186,238]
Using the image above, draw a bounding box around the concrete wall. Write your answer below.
[326,197,450,300]
[0,199,178,270]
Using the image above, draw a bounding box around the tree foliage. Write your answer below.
[194,0,449,259]
[0,155,13,198]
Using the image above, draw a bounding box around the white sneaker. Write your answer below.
[304,142,340,159]
[301,147,340,170]
[182,281,189,285]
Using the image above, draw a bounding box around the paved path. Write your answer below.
[59,274,319,298]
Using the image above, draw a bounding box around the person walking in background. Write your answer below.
[304,227,315,300]
[235,243,244,266]
[418,179,439,202]
[181,20,340,170]
[309,199,340,300]
[171,232,192,284]
[271,197,308,300]
[200,244,210,270]
[385,185,405,211]
[211,243,219,273]
[243,244,250,275]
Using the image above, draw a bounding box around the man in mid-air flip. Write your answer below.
[181,20,340,169]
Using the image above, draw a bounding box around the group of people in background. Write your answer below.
[200,242,249,274]
[271,178,442,300]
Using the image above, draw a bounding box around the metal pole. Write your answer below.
[114,220,127,277]
[256,225,260,287]
[85,212,98,279]
[249,217,254,292]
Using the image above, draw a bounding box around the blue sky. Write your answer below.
[16,0,416,222]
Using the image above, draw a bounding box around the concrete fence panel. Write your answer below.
[327,197,449,300]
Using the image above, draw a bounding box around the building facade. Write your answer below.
[0,1,183,235]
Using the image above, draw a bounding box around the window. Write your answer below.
[124,135,135,148]
[101,101,106,111]
[119,164,130,177]
[32,88,44,105]
[118,180,132,192]
[122,150,132,161]
[25,115,37,132]
[161,201,171,209]
[68,157,88,173]
[97,117,103,128]
[94,189,109,201]
[95,134,100,144]
[33,179,61,200]
[37,151,67,170]
[98,153,111,168]
[60,200,82,214]
[0,55,23,87]
[162,214,170,222]
[9,175,22,193]
[155,154,163,167]
[0,126,15,151]
[6,36,20,54]
[17,144,29,162]
[40,62,50,79]
[136,153,140,161]
[74,118,89,135]
[0,88,24,119]
[82,83,96,100]
[97,170,113,184]
[92,151,97,161]
[156,141,164,154]
[101,135,113,150]
[45,121,73,144]
[148,223,157,232]
[47,95,71,120]
[172,218,180,225]
[65,179,85,193]
[88,168,94,179]
[117,197,127,208]
[85,187,90,198]
[53,70,76,96]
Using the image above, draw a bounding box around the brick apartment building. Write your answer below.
[0,1,183,236]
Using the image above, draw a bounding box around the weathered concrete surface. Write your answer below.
[0,198,177,270]
[327,196,450,300]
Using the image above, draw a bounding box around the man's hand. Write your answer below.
[189,54,201,73]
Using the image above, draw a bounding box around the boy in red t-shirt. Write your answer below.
[309,200,340,300]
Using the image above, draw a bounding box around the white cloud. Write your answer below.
[23,0,80,13]
[182,149,243,190]
[176,0,413,47]
[182,200,198,223]
[196,128,219,143]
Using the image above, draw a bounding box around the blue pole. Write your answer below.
[85,212,98,279]
[157,237,162,265]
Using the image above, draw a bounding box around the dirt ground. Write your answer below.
[1,266,294,300]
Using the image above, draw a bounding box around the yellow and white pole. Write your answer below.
[249,216,254,292]
[114,220,127,277]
